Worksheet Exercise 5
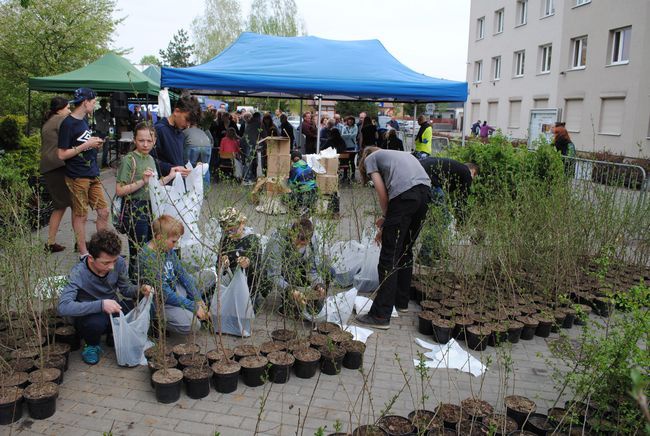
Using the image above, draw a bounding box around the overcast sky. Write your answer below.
[113,0,470,81]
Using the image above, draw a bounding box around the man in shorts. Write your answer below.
[57,88,109,259]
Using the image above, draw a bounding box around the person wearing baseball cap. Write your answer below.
[216,207,268,311]
[57,87,109,259]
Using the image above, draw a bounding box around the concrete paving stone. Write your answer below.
[166,405,207,423]
[191,398,232,415]
[131,399,174,417]
[98,395,140,412]
[173,419,218,435]
[124,388,158,402]
[74,415,118,433]
[202,411,244,427]
[139,414,181,430]
[104,408,148,424]
[69,403,111,418]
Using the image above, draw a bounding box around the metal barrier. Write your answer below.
[564,156,648,191]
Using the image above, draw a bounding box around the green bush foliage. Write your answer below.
[443,132,565,206]
[0,116,40,190]
[0,116,21,150]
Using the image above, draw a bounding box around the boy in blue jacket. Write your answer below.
[138,215,208,335]
[58,229,152,365]
[287,150,318,212]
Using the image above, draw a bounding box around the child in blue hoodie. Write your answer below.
[138,215,208,335]
[287,150,318,212]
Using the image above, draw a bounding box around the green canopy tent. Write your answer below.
[142,65,161,86]
[27,52,161,131]
[29,52,160,94]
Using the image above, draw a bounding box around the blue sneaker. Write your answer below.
[81,344,102,365]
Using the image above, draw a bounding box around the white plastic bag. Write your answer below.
[328,240,365,287]
[110,295,152,367]
[353,236,381,292]
[148,164,205,249]
[302,288,357,325]
[210,268,254,337]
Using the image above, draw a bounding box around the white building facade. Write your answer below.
[466,0,650,157]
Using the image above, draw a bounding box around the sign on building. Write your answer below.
[425,103,435,115]
[528,108,561,148]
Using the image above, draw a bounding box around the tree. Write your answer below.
[0,0,122,115]
[335,101,379,119]
[139,55,161,66]
[248,0,304,37]
[403,103,428,117]
[159,29,195,67]
[192,0,244,63]
[192,0,304,63]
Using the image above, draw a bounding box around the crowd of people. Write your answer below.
[40,87,513,364]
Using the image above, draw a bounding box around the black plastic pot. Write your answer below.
[342,341,366,370]
[523,413,554,435]
[240,356,268,387]
[534,319,552,338]
[293,349,321,379]
[352,424,388,435]
[517,317,538,341]
[267,352,294,384]
[466,326,490,351]
[152,369,183,404]
[183,367,211,400]
[432,320,453,344]
[211,361,240,394]
[417,312,436,335]
[24,383,58,420]
[507,322,524,344]
[320,347,345,376]
[505,396,536,428]
[376,414,417,435]
[561,311,576,329]
[54,327,80,351]
[0,389,23,425]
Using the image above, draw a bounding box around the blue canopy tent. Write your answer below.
[162,33,468,150]
[161,33,467,103]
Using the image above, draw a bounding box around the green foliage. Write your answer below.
[0,116,20,150]
[139,55,161,66]
[443,132,565,207]
[192,0,304,63]
[159,29,195,67]
[335,101,378,119]
[548,282,649,434]
[0,0,121,115]
[248,0,304,37]
[0,114,40,190]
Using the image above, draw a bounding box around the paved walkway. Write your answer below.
[11,169,580,435]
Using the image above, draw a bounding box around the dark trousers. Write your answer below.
[126,200,151,280]
[74,299,134,346]
[369,185,430,319]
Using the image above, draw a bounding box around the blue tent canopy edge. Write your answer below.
[161,33,468,103]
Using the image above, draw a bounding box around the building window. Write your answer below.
[514,50,525,77]
[609,27,631,64]
[575,0,591,6]
[492,56,501,80]
[543,0,555,16]
[540,44,552,73]
[477,17,485,40]
[534,98,549,109]
[565,99,584,132]
[488,101,499,124]
[509,100,522,128]
[471,102,480,123]
[474,61,483,83]
[599,97,625,135]
[516,0,528,26]
[495,9,504,34]
[571,36,588,69]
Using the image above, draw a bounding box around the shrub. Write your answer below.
[0,116,20,150]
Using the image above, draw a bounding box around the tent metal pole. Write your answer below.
[461,101,466,147]
[316,95,322,153]
[298,99,303,151]
[412,103,417,150]
[26,88,32,135]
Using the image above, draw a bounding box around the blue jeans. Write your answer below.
[74,298,134,346]
[185,146,212,186]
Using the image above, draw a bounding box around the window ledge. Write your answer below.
[493,31,503,36]
[515,22,527,28]
[476,37,485,41]
[598,132,622,137]
[513,75,524,79]
[568,129,580,133]
[568,66,586,71]
[508,125,521,129]
[492,78,501,82]
[541,13,555,19]
[606,61,629,67]
[537,71,551,76]
[572,2,591,9]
